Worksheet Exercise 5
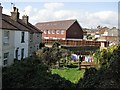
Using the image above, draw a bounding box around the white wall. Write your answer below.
[14,31,28,60]
[2,29,15,66]
[33,33,41,51]
[0,30,2,67]
[28,33,42,56]
[28,32,42,56]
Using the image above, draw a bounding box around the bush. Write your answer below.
[36,47,72,68]
[76,43,120,89]
[62,46,99,52]
[52,42,61,48]
[2,57,75,89]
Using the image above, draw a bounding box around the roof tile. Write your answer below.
[35,19,76,30]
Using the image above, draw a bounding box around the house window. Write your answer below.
[37,44,39,50]
[3,31,9,45]
[61,30,65,34]
[3,52,9,65]
[21,48,24,60]
[56,30,60,34]
[21,32,25,43]
[15,49,18,60]
[29,33,33,42]
[52,30,55,34]
[44,30,47,34]
[37,34,39,37]
[48,30,51,34]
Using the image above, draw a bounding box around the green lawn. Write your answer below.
[51,68,85,83]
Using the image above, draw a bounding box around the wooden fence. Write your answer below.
[42,39,109,47]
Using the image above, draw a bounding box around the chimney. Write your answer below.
[0,3,2,29]
[11,7,19,21]
[22,15,29,24]
[0,3,3,15]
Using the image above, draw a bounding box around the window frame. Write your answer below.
[21,32,25,43]
[3,52,9,66]
[61,30,65,34]
[3,31,9,45]
[21,48,24,60]
[56,30,60,34]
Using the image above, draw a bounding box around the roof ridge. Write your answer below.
[35,19,78,30]
[36,19,77,24]
[28,22,42,33]
[2,14,42,33]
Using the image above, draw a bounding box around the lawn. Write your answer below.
[51,68,85,83]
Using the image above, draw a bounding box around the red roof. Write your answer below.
[98,27,109,34]
[35,19,77,30]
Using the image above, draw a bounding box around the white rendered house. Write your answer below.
[0,5,42,66]
[14,31,29,60]
[11,7,42,60]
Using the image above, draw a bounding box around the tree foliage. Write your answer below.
[36,47,71,67]
[3,44,120,89]
[76,43,120,89]
[52,42,61,48]
[2,58,75,89]
[93,43,120,68]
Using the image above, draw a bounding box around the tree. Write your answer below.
[52,42,61,48]
[36,47,72,68]
[77,43,120,89]
[87,34,93,39]
[2,58,75,89]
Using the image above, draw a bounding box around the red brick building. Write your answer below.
[35,19,83,40]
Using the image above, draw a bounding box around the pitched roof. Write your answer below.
[1,18,18,30]
[17,19,42,33]
[2,14,29,31]
[35,19,77,30]
[98,27,109,34]
[1,14,42,33]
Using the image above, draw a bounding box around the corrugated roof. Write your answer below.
[35,19,77,30]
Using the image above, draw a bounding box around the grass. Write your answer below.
[51,68,85,83]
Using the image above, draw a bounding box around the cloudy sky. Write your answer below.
[1,1,119,28]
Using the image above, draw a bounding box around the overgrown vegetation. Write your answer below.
[2,57,75,89]
[62,46,99,52]
[52,42,61,48]
[2,43,120,89]
[36,47,72,68]
[93,43,119,69]
[76,43,120,89]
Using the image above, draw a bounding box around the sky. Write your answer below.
[1,1,119,29]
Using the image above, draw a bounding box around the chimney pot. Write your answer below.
[11,7,19,21]
[22,15,29,24]
[0,3,3,15]
[13,7,16,11]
